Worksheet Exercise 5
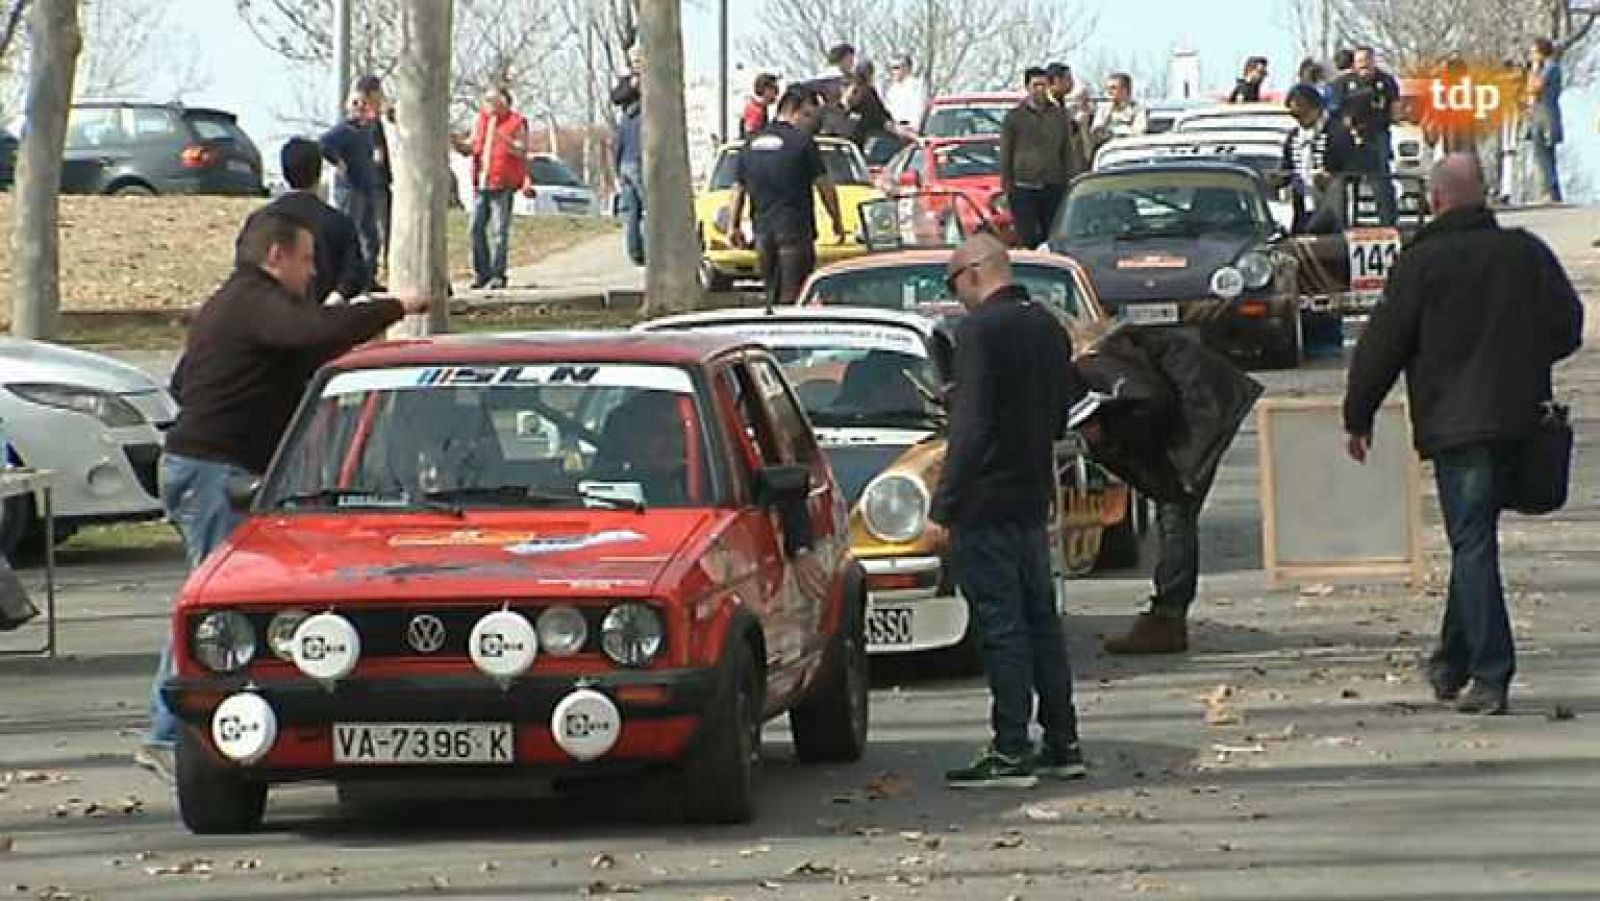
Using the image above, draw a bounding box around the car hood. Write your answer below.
[1051,233,1259,304]
[188,509,718,604]
[0,337,163,395]
[817,428,934,504]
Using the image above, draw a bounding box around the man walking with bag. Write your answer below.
[1343,155,1582,715]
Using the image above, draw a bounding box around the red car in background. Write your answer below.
[919,92,1024,138]
[876,136,1015,245]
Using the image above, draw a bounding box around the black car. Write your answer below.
[52,101,265,196]
[1048,161,1303,369]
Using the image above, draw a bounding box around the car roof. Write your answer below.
[715,135,858,153]
[919,134,1002,148]
[330,331,756,371]
[812,247,1083,274]
[929,92,1024,105]
[1081,159,1266,181]
[638,305,940,338]
[72,99,236,119]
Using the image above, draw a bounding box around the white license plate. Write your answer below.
[333,722,514,765]
[1120,303,1180,325]
[866,608,914,645]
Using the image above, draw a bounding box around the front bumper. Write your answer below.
[704,242,868,278]
[1113,294,1298,365]
[163,668,716,779]
[0,403,165,521]
[861,555,968,654]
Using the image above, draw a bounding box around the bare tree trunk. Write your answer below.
[389,0,452,336]
[639,0,701,313]
[9,0,79,339]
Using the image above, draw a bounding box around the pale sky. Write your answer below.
[162,0,1596,198]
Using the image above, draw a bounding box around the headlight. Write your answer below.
[601,603,664,668]
[6,383,145,427]
[1236,251,1274,289]
[861,473,929,544]
[537,606,589,657]
[1210,266,1245,300]
[266,610,309,661]
[193,611,257,673]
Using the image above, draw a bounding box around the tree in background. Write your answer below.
[388,0,451,336]
[77,0,211,99]
[639,0,699,313]
[743,0,1096,96]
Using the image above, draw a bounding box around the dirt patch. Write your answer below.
[0,195,615,322]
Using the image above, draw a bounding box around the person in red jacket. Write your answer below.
[451,86,534,289]
[741,72,780,138]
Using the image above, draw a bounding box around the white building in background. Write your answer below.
[1167,47,1202,101]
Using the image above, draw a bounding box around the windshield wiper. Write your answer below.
[422,485,644,512]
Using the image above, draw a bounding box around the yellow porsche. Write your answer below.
[695,137,882,292]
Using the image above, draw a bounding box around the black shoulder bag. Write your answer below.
[1506,400,1573,516]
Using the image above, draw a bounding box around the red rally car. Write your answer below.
[162,333,868,833]
[876,135,1016,244]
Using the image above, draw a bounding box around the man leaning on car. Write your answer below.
[136,211,426,781]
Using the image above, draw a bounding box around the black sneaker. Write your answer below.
[1427,666,1467,703]
[1455,680,1508,715]
[1032,744,1087,781]
[945,747,1037,789]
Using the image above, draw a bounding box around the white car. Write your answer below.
[450,152,598,217]
[1094,129,1299,231]
[0,339,175,557]
[1173,103,1432,183]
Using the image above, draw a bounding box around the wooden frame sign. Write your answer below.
[1258,398,1424,588]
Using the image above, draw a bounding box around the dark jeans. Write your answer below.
[334,179,383,275]
[471,189,515,284]
[1530,139,1563,203]
[1371,131,1398,226]
[619,168,646,265]
[950,521,1080,758]
[1008,184,1065,249]
[1150,468,1216,619]
[1432,445,1517,691]
[373,183,392,268]
[757,232,816,309]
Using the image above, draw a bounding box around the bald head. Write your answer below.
[946,233,1013,310]
[1428,154,1485,214]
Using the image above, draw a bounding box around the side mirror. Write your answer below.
[755,465,810,507]
[226,473,262,512]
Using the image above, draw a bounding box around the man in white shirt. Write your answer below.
[884,53,928,131]
[1090,72,1149,152]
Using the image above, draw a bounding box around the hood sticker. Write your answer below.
[386,528,650,556]
[504,530,649,557]
[1116,255,1189,270]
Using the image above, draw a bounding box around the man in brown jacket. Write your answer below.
[1000,67,1087,249]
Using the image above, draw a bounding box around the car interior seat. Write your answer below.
[833,351,924,413]
[593,390,691,504]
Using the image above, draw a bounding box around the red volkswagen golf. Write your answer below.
[162,333,867,832]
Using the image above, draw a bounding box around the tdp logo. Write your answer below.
[1411,62,1524,135]
[1430,78,1501,121]
[417,365,602,386]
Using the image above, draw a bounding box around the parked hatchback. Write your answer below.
[58,101,265,196]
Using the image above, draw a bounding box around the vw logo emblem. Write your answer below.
[406,614,447,654]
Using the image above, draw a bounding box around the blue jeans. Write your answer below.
[1432,446,1516,692]
[950,522,1080,757]
[334,178,382,275]
[148,454,248,744]
[1530,140,1563,203]
[470,189,515,284]
[619,168,646,265]
[1372,131,1398,226]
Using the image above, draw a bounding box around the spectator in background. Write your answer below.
[1280,84,1361,234]
[1001,67,1087,248]
[319,86,383,280]
[1327,47,1356,115]
[1297,58,1331,106]
[1330,46,1400,225]
[613,78,646,267]
[240,138,370,305]
[450,86,534,290]
[1344,155,1582,716]
[1229,56,1269,103]
[884,53,928,131]
[354,75,392,278]
[742,72,780,138]
[843,61,899,151]
[1090,72,1149,151]
[1525,36,1564,204]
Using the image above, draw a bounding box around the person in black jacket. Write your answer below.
[932,233,1087,789]
[240,138,369,304]
[1343,154,1583,715]
[140,212,427,783]
[1229,56,1269,103]
[1281,84,1365,233]
[1072,326,1263,654]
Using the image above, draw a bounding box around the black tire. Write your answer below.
[1098,510,1142,570]
[790,586,869,763]
[0,491,28,561]
[1261,310,1304,370]
[175,730,267,834]
[698,257,733,293]
[110,182,156,197]
[681,638,762,824]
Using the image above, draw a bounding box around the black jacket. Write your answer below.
[931,285,1085,527]
[166,267,405,474]
[239,191,370,303]
[1000,100,1087,189]
[1076,327,1263,503]
[1344,206,1583,457]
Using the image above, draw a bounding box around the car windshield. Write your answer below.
[262,363,717,511]
[932,142,1001,178]
[922,104,1011,138]
[530,156,583,187]
[804,262,1085,320]
[1056,172,1269,241]
[708,142,869,190]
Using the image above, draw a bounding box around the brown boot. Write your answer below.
[1103,612,1188,655]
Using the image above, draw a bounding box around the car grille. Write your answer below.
[122,443,162,499]
[224,605,620,659]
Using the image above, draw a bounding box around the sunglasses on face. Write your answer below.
[944,261,981,294]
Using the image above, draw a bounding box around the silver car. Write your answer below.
[0,338,175,557]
